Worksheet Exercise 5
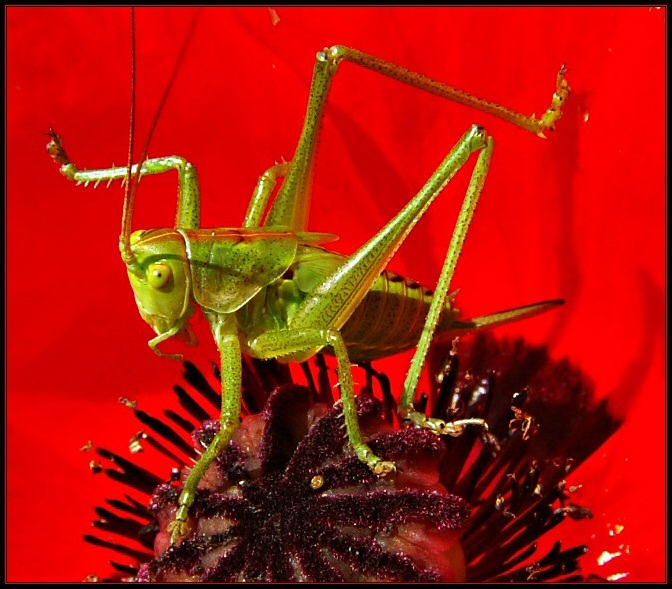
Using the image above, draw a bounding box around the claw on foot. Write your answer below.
[402,410,491,438]
[539,66,571,134]
[167,518,190,545]
[46,128,78,179]
[372,459,396,476]
[45,128,69,165]
[355,444,396,477]
[167,503,193,544]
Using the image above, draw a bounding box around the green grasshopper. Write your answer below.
[48,43,569,543]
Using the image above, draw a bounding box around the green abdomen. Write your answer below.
[246,246,457,363]
[341,269,454,362]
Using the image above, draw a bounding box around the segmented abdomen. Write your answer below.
[341,270,454,362]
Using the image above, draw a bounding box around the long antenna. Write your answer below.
[120,7,138,266]
[119,8,200,267]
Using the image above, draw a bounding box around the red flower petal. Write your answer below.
[7,7,664,581]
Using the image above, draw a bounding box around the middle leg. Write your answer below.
[247,327,395,475]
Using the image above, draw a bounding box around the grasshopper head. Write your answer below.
[126,229,194,339]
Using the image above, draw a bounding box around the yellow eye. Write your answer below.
[147,262,173,289]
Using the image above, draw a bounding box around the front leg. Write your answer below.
[46,129,201,229]
[169,313,242,544]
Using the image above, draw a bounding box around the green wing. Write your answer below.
[179,229,298,313]
[290,246,347,294]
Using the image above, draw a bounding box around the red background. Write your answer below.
[6,7,665,582]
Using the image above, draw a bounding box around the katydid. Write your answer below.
[47,41,569,544]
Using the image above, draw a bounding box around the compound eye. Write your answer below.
[147,262,173,290]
